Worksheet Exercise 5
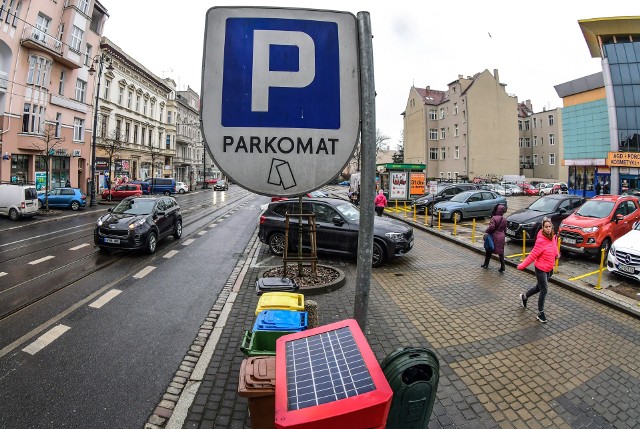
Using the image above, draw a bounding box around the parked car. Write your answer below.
[521,184,539,196]
[129,180,151,195]
[38,187,86,211]
[504,184,523,195]
[176,182,189,194]
[258,198,413,267]
[621,188,640,198]
[213,180,229,191]
[433,190,508,223]
[491,184,512,197]
[559,195,640,256]
[0,183,38,220]
[538,183,554,196]
[146,177,176,195]
[607,221,640,282]
[552,182,569,194]
[411,183,478,215]
[506,194,586,241]
[101,184,143,201]
[270,190,329,203]
[94,195,182,254]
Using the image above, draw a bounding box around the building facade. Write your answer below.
[0,0,108,191]
[93,36,174,191]
[517,100,566,181]
[403,69,519,182]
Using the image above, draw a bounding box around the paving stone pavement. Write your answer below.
[162,221,640,429]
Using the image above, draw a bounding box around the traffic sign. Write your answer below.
[201,7,360,196]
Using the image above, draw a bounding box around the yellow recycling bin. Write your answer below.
[255,292,304,315]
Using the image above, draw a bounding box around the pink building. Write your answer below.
[0,0,108,191]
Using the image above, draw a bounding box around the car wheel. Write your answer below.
[179,189,185,194]
[173,220,183,239]
[70,201,80,211]
[451,211,463,223]
[8,208,19,221]
[599,238,611,256]
[146,231,158,254]
[38,200,43,209]
[372,241,385,268]
[268,232,286,256]
[163,190,171,196]
[426,203,434,215]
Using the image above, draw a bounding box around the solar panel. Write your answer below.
[285,326,375,410]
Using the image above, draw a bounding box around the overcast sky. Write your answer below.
[102,1,635,149]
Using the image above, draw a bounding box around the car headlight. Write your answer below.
[559,223,566,229]
[581,226,599,233]
[129,218,146,229]
[609,243,616,255]
[97,219,103,226]
[521,222,537,228]
[385,232,404,241]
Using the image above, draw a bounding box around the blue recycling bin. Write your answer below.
[253,310,308,332]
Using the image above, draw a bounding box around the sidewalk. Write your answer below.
[146,221,640,429]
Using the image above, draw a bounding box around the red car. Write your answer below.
[102,184,143,201]
[521,184,539,196]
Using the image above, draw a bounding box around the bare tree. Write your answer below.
[392,131,404,163]
[147,143,164,193]
[31,121,64,210]
[350,128,390,172]
[98,129,125,186]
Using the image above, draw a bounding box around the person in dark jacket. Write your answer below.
[481,204,507,272]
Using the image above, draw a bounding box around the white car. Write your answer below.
[176,182,189,194]
[538,183,554,196]
[607,221,640,282]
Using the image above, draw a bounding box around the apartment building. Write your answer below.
[402,69,518,181]
[0,0,108,190]
[517,100,566,181]
[93,36,174,189]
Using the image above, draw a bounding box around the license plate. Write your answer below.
[506,228,515,236]
[563,238,576,245]
[618,264,635,274]
[104,238,120,244]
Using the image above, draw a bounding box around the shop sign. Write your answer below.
[606,152,640,167]
[390,172,407,199]
[563,159,605,166]
[410,172,425,195]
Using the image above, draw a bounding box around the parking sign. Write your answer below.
[201,7,360,196]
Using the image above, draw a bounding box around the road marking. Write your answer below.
[209,224,217,228]
[0,272,6,278]
[569,269,603,281]
[22,325,71,355]
[164,250,179,259]
[29,255,55,265]
[182,239,195,246]
[0,223,93,247]
[133,266,156,279]
[89,289,122,308]
[69,243,90,250]
[197,231,207,236]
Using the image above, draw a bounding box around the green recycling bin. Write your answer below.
[380,347,439,429]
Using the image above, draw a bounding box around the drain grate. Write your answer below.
[394,273,404,277]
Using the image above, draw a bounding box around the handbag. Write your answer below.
[484,233,494,252]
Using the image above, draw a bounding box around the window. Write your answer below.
[118,86,124,105]
[115,119,121,140]
[100,114,107,138]
[454,146,460,159]
[125,122,130,142]
[533,136,538,146]
[73,118,84,141]
[549,153,556,165]
[519,138,524,148]
[75,79,87,102]
[441,147,446,160]
[453,102,458,115]
[440,128,446,139]
[518,120,523,130]
[133,124,138,144]
[533,154,538,165]
[78,0,89,14]
[428,109,437,120]
[34,14,51,40]
[136,94,140,112]
[150,101,155,117]
[454,124,459,137]
[141,127,146,144]
[548,114,554,126]
[70,26,83,51]
[429,129,438,140]
[429,148,438,160]
[539,154,543,165]
[525,138,531,148]
[143,100,148,116]
[27,55,51,87]
[55,113,62,137]
[4,0,22,27]
[452,86,456,94]
[58,71,65,95]
[22,103,45,133]
[84,44,92,66]
[103,79,110,100]
[166,134,171,149]
[127,91,132,109]
[167,111,172,124]
[158,131,163,146]
[540,137,544,146]
[549,133,555,145]
[533,118,537,128]
[524,120,530,130]
[439,108,445,119]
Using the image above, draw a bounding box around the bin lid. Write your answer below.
[238,356,276,398]
[255,292,304,315]
[254,310,308,332]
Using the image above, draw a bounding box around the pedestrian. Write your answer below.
[65,179,71,187]
[481,204,507,272]
[603,180,610,194]
[595,181,602,195]
[374,190,387,216]
[517,218,559,323]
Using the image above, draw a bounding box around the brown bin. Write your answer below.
[238,356,276,429]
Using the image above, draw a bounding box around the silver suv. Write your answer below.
[411,183,478,214]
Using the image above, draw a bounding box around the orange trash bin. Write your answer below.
[238,355,277,429]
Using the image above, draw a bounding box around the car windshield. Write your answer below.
[575,200,615,218]
[335,202,360,221]
[528,198,558,212]
[113,199,156,215]
[449,191,474,203]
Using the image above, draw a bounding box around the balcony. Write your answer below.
[20,28,81,69]
[0,71,7,93]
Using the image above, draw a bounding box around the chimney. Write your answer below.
[458,74,463,79]
[426,86,430,91]
[494,69,499,83]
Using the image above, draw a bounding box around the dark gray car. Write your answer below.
[505,194,585,241]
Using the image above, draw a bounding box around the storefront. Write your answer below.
[565,159,605,198]
[376,163,426,201]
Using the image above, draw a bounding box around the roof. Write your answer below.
[578,16,640,58]
[414,87,446,106]
[554,72,604,98]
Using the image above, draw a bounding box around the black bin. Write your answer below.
[255,277,298,295]
[381,347,440,429]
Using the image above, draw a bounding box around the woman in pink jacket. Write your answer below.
[374,190,387,216]
[517,218,559,323]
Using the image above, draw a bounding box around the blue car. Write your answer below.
[38,187,87,211]
[433,190,507,222]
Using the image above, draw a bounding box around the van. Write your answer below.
[145,178,176,195]
[0,183,39,220]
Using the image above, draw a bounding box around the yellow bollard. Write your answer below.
[437,211,441,230]
[413,205,417,221]
[453,214,457,235]
[521,229,526,262]
[471,219,476,242]
[554,237,561,274]
[595,247,606,290]
[424,209,428,226]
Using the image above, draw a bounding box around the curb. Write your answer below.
[386,212,640,319]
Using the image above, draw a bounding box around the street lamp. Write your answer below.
[88,54,114,206]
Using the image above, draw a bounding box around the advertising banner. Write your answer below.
[410,172,425,195]
[390,172,407,199]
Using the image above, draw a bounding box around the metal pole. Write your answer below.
[89,58,103,207]
[353,11,375,332]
